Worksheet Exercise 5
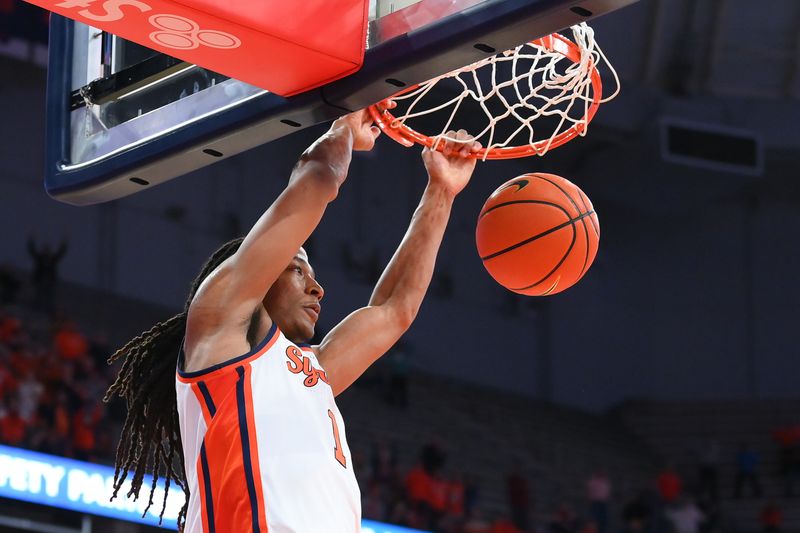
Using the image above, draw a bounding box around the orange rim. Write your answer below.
[367,32,603,160]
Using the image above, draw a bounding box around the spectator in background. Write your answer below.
[447,470,466,520]
[27,236,68,317]
[760,503,782,533]
[407,456,434,525]
[0,395,27,446]
[696,439,720,502]
[657,465,682,504]
[697,498,721,533]
[371,439,399,485]
[772,425,800,497]
[0,313,23,345]
[422,441,447,476]
[506,471,530,531]
[407,442,449,529]
[88,331,113,371]
[363,479,386,520]
[621,491,651,533]
[492,514,523,533]
[664,498,704,533]
[15,367,43,422]
[53,320,88,362]
[0,348,17,399]
[586,469,612,533]
[29,387,74,455]
[9,342,36,378]
[72,398,104,461]
[387,499,418,530]
[428,472,450,528]
[0,264,21,305]
[464,473,481,520]
[549,502,578,533]
[463,509,491,533]
[733,442,762,498]
[74,356,106,402]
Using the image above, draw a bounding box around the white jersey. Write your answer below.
[176,323,361,533]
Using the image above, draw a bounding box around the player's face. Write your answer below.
[262,248,324,343]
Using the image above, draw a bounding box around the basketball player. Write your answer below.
[104,108,480,531]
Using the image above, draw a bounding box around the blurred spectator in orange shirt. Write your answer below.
[657,466,681,503]
[0,396,27,445]
[0,354,17,398]
[492,515,523,533]
[72,399,104,460]
[0,314,21,343]
[54,321,88,361]
[447,471,465,518]
[760,502,782,533]
[407,463,432,505]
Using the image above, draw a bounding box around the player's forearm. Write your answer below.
[369,184,454,321]
[291,120,356,201]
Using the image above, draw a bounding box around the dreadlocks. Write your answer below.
[104,237,244,530]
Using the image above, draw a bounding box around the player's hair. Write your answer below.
[104,237,244,530]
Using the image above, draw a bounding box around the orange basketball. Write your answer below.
[476,173,600,296]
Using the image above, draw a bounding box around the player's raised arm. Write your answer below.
[188,111,379,324]
[317,130,481,395]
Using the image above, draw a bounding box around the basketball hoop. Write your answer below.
[368,23,619,160]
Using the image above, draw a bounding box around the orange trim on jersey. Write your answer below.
[241,363,269,532]
[177,323,280,383]
[201,378,258,531]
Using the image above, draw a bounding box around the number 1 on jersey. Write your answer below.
[327,409,347,468]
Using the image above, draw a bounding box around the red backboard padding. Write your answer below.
[27,0,369,96]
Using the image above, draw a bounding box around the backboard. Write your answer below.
[45,0,637,205]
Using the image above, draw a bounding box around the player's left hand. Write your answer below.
[335,109,381,151]
[422,130,482,197]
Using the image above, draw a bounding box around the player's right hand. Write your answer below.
[422,129,481,198]
[335,110,381,151]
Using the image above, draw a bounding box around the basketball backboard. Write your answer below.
[45,0,637,205]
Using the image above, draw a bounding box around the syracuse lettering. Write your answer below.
[285,346,329,388]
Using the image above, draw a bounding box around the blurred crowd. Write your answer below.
[0,240,122,464]
[356,440,799,533]
[1,250,799,533]
[0,308,119,462]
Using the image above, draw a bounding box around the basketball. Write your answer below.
[476,173,600,296]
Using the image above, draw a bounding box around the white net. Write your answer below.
[381,23,619,159]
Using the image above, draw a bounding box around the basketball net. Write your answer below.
[368,23,620,160]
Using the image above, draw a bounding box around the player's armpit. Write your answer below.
[315,304,412,396]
